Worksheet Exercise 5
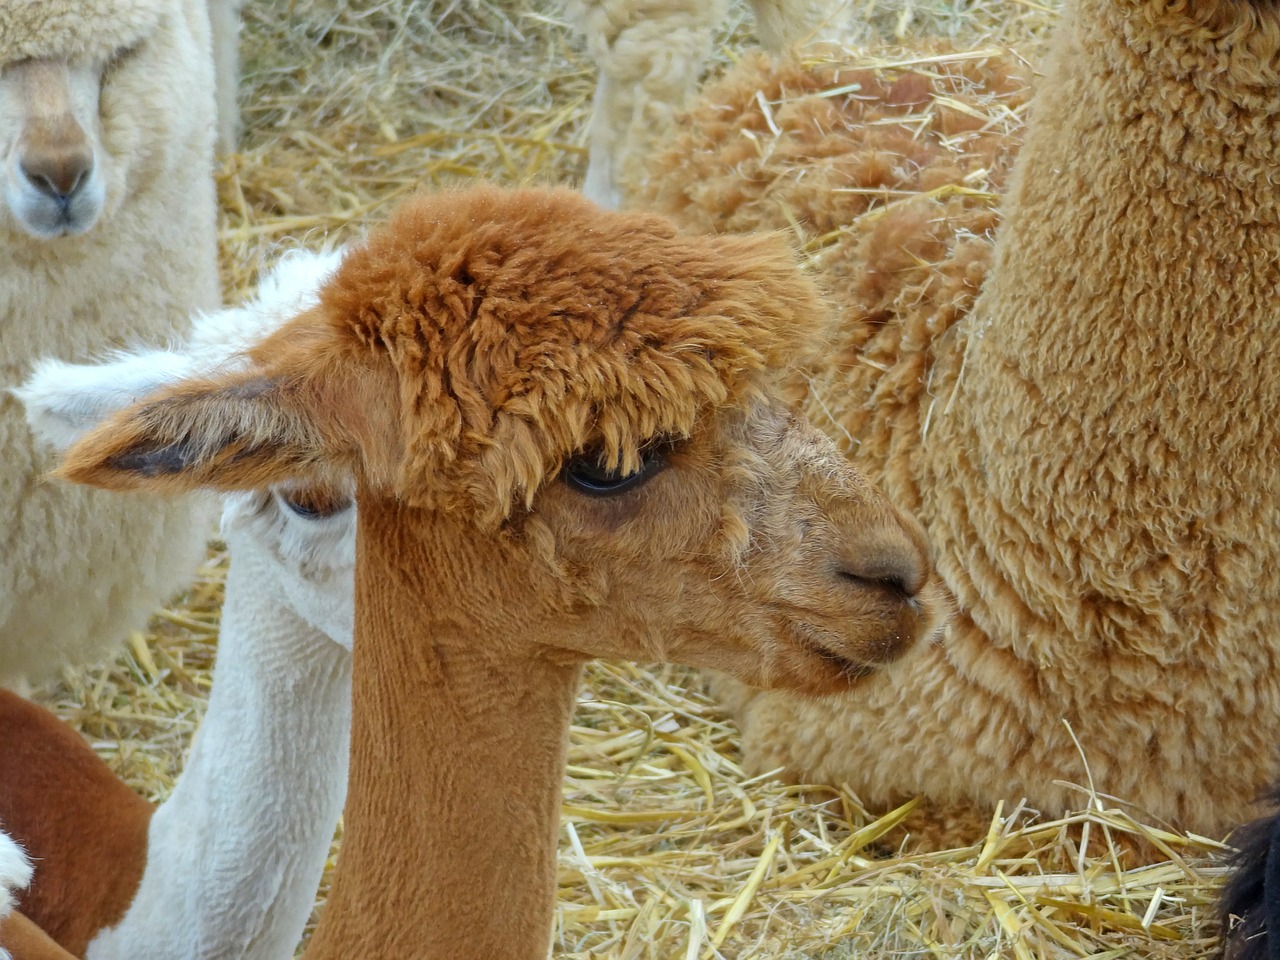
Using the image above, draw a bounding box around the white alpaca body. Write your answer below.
[86,496,354,960]
[19,249,355,960]
[0,0,221,685]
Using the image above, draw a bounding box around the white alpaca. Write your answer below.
[0,0,221,685]
[11,249,355,960]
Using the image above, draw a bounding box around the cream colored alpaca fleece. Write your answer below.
[0,0,218,683]
[637,0,1280,844]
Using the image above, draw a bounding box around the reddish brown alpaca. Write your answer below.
[0,692,144,960]
[41,185,945,959]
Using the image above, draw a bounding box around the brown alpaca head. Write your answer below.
[59,185,945,693]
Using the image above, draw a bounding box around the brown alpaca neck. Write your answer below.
[303,500,582,960]
[922,0,1280,680]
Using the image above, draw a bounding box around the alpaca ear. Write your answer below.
[14,352,196,452]
[57,368,337,494]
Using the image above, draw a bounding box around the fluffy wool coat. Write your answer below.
[637,0,1280,843]
[0,0,219,683]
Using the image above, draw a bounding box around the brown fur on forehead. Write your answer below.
[304,185,827,522]
[0,0,166,65]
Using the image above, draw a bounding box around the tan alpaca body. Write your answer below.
[53,185,947,957]
[639,2,1280,841]
[0,0,218,685]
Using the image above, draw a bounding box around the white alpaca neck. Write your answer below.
[85,527,352,960]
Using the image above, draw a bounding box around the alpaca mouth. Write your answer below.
[778,616,894,689]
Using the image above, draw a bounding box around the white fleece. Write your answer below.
[0,830,32,921]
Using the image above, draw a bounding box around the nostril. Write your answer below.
[838,543,927,599]
[21,152,93,201]
[838,568,910,599]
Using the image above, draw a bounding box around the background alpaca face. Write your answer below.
[219,483,356,651]
[0,1,211,244]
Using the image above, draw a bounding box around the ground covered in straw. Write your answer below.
[37,0,1232,956]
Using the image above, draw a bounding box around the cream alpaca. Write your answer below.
[637,0,1280,843]
[0,250,353,960]
[51,184,946,959]
[203,0,852,194]
[0,0,219,684]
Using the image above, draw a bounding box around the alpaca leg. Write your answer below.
[744,0,858,50]
[582,72,619,208]
[208,0,244,153]
[0,838,62,960]
[566,0,727,208]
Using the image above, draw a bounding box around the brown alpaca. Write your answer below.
[636,0,1280,845]
[45,184,946,959]
[0,693,148,958]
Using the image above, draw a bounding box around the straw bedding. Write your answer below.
[32,0,1231,956]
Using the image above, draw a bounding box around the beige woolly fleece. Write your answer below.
[0,0,166,64]
[637,0,1280,846]
[0,0,219,683]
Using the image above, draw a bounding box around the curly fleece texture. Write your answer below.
[317,185,825,521]
[636,0,1280,844]
[65,186,829,529]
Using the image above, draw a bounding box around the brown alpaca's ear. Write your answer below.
[57,370,337,494]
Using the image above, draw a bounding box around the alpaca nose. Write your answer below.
[837,510,930,599]
[21,145,93,203]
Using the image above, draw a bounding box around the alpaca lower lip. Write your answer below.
[798,637,875,683]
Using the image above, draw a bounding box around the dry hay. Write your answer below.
[30,0,1233,957]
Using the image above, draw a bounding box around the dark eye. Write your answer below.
[562,445,668,497]
[275,488,353,520]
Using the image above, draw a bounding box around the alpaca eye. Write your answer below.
[275,489,354,520]
[563,446,667,497]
